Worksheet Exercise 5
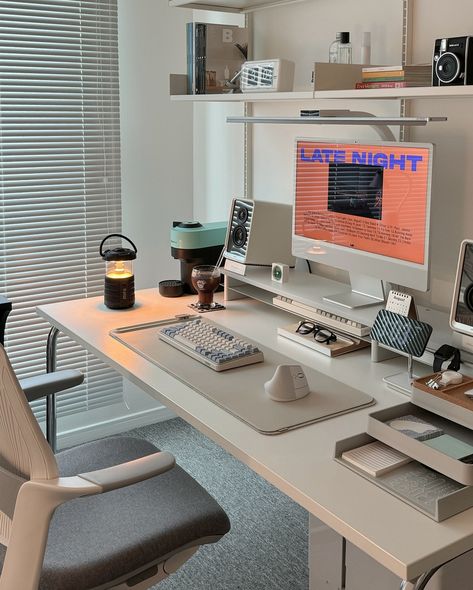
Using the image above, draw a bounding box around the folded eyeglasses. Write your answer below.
[296,321,337,344]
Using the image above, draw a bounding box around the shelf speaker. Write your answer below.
[224,198,295,267]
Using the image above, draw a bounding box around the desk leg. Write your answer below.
[402,565,441,590]
[309,515,345,590]
[46,326,59,453]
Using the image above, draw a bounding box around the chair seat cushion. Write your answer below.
[35,436,230,590]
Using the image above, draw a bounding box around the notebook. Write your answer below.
[342,441,412,477]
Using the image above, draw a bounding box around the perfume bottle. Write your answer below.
[338,32,352,64]
[329,32,341,63]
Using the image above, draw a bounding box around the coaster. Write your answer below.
[188,302,226,313]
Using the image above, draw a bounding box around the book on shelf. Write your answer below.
[355,81,429,89]
[362,64,431,73]
[362,77,431,83]
[186,23,248,95]
[363,70,416,79]
[361,64,431,85]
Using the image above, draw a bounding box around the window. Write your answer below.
[0,0,123,422]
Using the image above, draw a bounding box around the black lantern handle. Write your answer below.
[99,234,138,258]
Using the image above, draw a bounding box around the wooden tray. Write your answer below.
[412,373,473,430]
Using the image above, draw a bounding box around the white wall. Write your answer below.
[119,0,194,288]
[106,0,196,426]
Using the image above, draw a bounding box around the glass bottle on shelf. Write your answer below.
[361,32,371,65]
[338,32,352,64]
[329,32,341,63]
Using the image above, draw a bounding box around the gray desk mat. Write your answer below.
[110,318,375,435]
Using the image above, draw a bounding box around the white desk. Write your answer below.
[37,289,473,587]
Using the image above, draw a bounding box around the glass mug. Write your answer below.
[191,265,221,309]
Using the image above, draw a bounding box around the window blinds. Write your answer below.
[0,0,123,421]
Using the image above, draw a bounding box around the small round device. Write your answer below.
[159,280,184,298]
[271,262,289,283]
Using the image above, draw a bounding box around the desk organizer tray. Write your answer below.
[110,316,374,435]
[367,402,473,486]
[412,374,473,431]
[277,322,370,357]
[334,433,473,521]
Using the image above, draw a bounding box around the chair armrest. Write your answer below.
[20,369,84,402]
[29,451,176,499]
[79,451,176,492]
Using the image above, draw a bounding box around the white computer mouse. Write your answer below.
[264,364,310,402]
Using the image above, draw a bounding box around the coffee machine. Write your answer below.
[171,221,227,293]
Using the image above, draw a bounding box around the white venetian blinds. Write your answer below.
[0,0,123,421]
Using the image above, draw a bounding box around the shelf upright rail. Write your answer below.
[400,0,413,142]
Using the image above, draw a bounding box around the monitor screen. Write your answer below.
[293,139,433,296]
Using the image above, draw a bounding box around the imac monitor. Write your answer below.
[293,139,433,309]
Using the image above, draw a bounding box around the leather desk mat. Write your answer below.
[110,317,374,435]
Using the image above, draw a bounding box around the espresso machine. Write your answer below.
[171,221,227,293]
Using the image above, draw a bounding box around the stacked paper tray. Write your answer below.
[335,432,473,522]
[367,402,473,486]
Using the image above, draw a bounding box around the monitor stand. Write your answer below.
[323,273,385,309]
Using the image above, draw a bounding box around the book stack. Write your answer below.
[356,64,432,89]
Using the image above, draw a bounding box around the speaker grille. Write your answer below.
[227,199,253,260]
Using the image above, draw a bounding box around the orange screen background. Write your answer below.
[294,141,430,264]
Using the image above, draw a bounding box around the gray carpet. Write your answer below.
[126,418,309,590]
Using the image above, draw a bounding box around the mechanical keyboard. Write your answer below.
[272,295,371,337]
[159,317,264,371]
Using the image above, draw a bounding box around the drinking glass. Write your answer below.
[191,265,221,309]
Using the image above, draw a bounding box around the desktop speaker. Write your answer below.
[224,198,296,267]
[450,239,473,337]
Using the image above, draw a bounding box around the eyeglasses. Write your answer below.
[296,321,337,344]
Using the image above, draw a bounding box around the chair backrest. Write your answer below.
[0,345,58,545]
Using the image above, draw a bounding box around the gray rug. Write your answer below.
[126,418,309,590]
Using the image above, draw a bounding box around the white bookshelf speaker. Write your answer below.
[224,198,296,267]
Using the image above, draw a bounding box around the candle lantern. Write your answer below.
[100,234,137,309]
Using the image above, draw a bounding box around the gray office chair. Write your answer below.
[0,344,230,590]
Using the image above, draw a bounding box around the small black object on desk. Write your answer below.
[433,344,461,373]
[159,280,184,298]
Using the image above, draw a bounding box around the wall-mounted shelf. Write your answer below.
[169,0,306,13]
[317,86,473,100]
[170,91,315,102]
[170,86,473,102]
